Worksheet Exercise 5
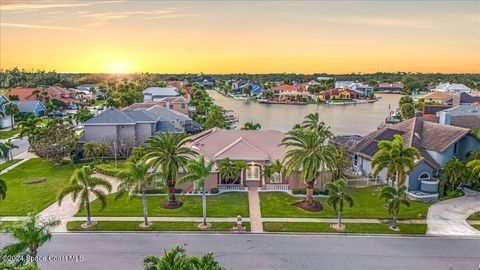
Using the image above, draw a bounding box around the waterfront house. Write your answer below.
[82,106,202,151]
[421,92,454,105]
[334,115,480,202]
[176,128,330,192]
[143,87,180,101]
[271,84,307,96]
[422,104,452,118]
[125,96,191,116]
[11,100,46,117]
[318,88,361,101]
[435,83,472,93]
[5,86,77,105]
[378,82,404,93]
[334,81,373,96]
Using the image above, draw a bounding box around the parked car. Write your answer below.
[96,105,104,110]
[68,105,78,110]
[48,111,65,117]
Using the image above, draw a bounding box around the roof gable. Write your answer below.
[214,137,270,160]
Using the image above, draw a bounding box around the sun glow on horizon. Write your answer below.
[110,62,129,74]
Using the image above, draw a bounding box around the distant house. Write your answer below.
[271,84,307,96]
[319,88,361,100]
[422,105,452,118]
[0,95,13,129]
[435,83,472,93]
[124,96,191,116]
[12,100,46,117]
[334,117,480,202]
[143,87,180,101]
[231,82,264,96]
[335,81,373,95]
[82,106,202,150]
[455,92,480,105]
[421,92,454,105]
[316,76,334,81]
[378,82,404,93]
[76,84,104,100]
[4,86,77,105]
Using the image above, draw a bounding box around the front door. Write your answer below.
[245,164,261,187]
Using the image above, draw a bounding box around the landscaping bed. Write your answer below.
[0,159,21,171]
[75,192,249,218]
[467,212,480,220]
[94,161,128,176]
[66,221,250,232]
[0,158,77,216]
[260,186,431,219]
[263,222,427,234]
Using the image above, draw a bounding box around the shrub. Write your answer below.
[94,162,127,176]
[210,187,219,194]
[291,188,321,195]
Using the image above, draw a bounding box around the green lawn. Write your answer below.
[472,224,480,231]
[0,158,76,216]
[66,221,250,232]
[468,212,480,220]
[0,129,20,139]
[76,192,249,218]
[0,159,21,171]
[260,186,431,219]
[263,222,427,234]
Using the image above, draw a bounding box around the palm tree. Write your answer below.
[143,245,225,270]
[145,133,197,207]
[82,141,98,160]
[467,158,480,179]
[97,143,111,161]
[116,162,157,227]
[0,179,6,200]
[242,122,261,130]
[379,185,410,230]
[18,115,41,141]
[442,158,469,190]
[0,142,9,161]
[218,158,238,183]
[3,139,18,161]
[179,155,213,227]
[4,103,19,130]
[324,179,353,228]
[281,128,336,207]
[0,214,59,266]
[301,112,333,138]
[57,166,112,227]
[371,134,420,187]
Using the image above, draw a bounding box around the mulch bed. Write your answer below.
[162,201,184,209]
[292,200,323,212]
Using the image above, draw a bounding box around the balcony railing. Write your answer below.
[264,184,290,191]
[218,184,243,190]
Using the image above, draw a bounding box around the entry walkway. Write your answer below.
[37,173,119,232]
[248,186,264,233]
[427,188,480,236]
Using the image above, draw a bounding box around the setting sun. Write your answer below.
[110,63,129,74]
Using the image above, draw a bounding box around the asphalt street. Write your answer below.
[1,233,479,270]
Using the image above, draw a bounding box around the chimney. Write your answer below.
[439,111,451,126]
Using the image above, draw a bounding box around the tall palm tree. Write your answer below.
[0,214,59,266]
[18,115,42,141]
[179,155,213,227]
[242,122,261,130]
[371,134,420,187]
[379,185,410,230]
[301,112,333,138]
[0,179,6,200]
[116,162,157,227]
[324,179,353,227]
[3,139,18,161]
[4,103,19,130]
[57,166,112,226]
[281,128,336,206]
[442,158,469,189]
[144,133,197,207]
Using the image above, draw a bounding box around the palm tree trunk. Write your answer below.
[29,248,38,266]
[338,210,342,226]
[142,190,149,225]
[85,198,92,224]
[392,214,397,229]
[9,150,12,161]
[305,182,314,206]
[167,182,177,205]
[202,189,207,226]
[10,115,14,130]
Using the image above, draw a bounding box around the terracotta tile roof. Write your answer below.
[4,88,40,100]
[272,84,306,92]
[189,129,286,162]
[422,92,453,100]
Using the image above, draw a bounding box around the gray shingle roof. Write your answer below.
[143,87,179,97]
[143,105,191,122]
[11,100,45,113]
[123,110,155,122]
[84,108,136,125]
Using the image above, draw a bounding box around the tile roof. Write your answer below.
[142,105,191,122]
[425,115,480,129]
[352,117,471,170]
[143,87,179,97]
[272,84,306,92]
[459,92,480,104]
[190,129,286,162]
[422,92,453,100]
[4,88,40,100]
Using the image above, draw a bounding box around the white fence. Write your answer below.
[346,177,382,188]
[264,184,290,191]
[218,184,243,190]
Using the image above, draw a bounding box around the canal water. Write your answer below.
[207,90,402,136]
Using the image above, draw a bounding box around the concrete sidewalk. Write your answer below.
[427,188,480,236]
[248,186,263,233]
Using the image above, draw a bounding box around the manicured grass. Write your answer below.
[0,158,77,216]
[263,222,427,234]
[260,186,431,219]
[0,129,20,139]
[76,192,249,218]
[472,224,480,231]
[467,212,480,220]
[66,221,250,232]
[0,159,21,171]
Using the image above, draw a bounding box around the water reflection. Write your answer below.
[207,90,402,135]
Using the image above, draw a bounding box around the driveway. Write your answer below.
[427,188,480,236]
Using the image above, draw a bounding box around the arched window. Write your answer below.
[419,172,430,180]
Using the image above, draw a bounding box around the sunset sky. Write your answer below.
[1,0,479,74]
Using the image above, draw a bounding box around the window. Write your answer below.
[181,103,186,108]
[453,142,458,154]
[419,172,430,180]
[246,165,260,180]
